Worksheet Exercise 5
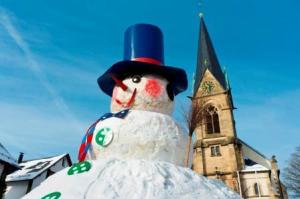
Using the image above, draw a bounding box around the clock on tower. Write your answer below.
[201,81,215,94]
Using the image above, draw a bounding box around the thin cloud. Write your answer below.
[0,8,81,131]
[0,101,85,159]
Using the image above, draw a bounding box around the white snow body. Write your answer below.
[22,110,241,199]
[23,158,241,199]
[89,110,187,166]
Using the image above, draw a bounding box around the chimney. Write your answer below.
[18,152,24,163]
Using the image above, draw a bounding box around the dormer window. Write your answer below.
[204,106,220,134]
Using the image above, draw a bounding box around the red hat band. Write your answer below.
[133,57,162,65]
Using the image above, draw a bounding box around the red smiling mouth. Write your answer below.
[111,74,137,108]
[115,88,137,108]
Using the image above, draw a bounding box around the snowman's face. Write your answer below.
[110,74,174,115]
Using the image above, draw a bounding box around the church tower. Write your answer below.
[191,16,288,199]
[192,16,244,192]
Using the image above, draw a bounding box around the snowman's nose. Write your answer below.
[111,75,128,91]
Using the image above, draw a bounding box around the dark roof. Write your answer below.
[238,138,271,170]
[193,16,227,95]
[0,142,19,168]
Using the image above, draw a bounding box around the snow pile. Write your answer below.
[90,110,188,166]
[23,158,241,199]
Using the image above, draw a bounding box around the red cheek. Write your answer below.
[145,79,162,97]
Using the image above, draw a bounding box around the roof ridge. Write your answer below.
[21,153,67,162]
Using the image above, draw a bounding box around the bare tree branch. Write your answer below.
[182,96,206,167]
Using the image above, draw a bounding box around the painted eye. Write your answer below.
[132,75,142,83]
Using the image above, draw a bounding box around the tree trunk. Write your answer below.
[184,135,192,167]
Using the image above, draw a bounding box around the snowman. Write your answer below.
[23,24,241,199]
[77,24,189,166]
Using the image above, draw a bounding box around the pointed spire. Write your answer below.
[193,16,227,96]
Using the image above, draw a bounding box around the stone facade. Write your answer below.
[192,69,240,192]
[191,69,287,199]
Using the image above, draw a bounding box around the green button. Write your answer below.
[41,191,61,199]
[67,161,91,176]
[95,127,114,147]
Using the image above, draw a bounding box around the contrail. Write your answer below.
[0,8,82,131]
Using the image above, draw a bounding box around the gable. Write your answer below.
[194,69,226,98]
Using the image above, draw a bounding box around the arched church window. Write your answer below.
[254,182,260,196]
[204,106,220,134]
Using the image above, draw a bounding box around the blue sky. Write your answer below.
[0,0,299,171]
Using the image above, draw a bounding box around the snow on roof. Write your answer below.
[6,154,68,182]
[242,156,269,172]
[242,163,269,172]
[0,142,19,168]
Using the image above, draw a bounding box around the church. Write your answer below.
[191,16,289,199]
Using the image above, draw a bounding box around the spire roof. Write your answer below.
[193,16,227,95]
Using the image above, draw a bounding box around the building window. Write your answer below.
[211,145,221,156]
[204,106,220,134]
[254,183,260,196]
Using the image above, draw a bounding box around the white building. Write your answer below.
[4,154,72,199]
[239,140,288,198]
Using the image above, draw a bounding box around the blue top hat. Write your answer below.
[97,24,187,97]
